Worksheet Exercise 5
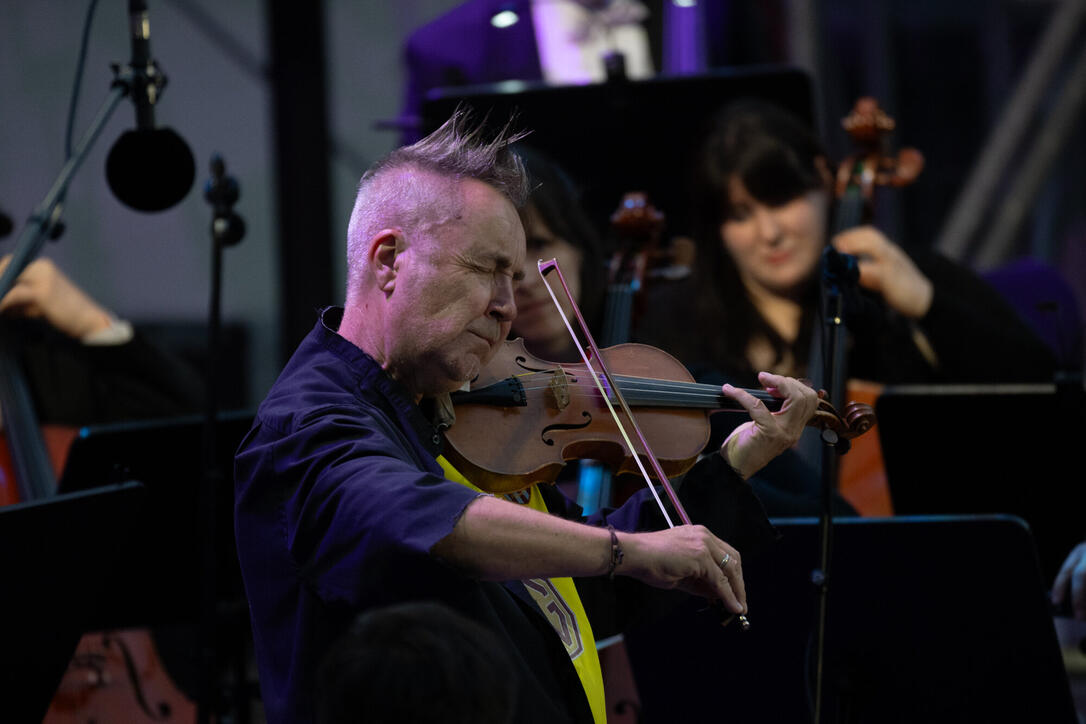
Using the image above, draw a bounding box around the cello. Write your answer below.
[0,322,195,723]
[831,97,924,517]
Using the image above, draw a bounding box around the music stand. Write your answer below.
[420,65,814,238]
[877,383,1086,583]
[623,515,1077,723]
[57,410,255,627]
[0,481,145,723]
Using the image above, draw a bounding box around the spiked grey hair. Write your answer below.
[345,110,530,302]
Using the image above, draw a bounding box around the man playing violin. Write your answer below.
[234,110,819,724]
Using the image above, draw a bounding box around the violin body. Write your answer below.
[445,339,874,495]
[445,339,710,494]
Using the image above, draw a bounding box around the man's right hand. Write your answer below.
[617,525,746,614]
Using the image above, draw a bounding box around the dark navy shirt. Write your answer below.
[235,308,773,724]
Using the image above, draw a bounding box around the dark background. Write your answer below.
[2,0,1083,407]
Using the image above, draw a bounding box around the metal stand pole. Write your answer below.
[198,154,245,724]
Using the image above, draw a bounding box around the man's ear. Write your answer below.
[370,229,405,293]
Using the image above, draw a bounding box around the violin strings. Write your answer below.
[537,259,677,528]
[510,369,777,398]
[499,370,776,407]
[515,384,724,407]
[514,379,722,404]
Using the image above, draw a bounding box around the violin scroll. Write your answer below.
[811,388,878,441]
[842,400,877,436]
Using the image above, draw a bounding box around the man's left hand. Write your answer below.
[719,372,819,480]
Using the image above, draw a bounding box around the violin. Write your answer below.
[444,338,875,495]
[451,257,875,635]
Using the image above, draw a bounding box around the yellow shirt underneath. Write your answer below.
[437,455,606,724]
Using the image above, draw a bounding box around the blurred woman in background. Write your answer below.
[637,99,1057,391]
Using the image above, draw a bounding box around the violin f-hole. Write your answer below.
[541,411,592,447]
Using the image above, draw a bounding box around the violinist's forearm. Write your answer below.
[432,495,746,613]
[433,495,612,581]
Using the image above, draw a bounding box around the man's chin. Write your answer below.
[462,356,485,385]
[430,344,501,395]
[441,357,484,394]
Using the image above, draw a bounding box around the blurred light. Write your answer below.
[491,10,520,28]
[672,0,697,7]
[492,79,531,93]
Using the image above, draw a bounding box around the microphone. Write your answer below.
[821,246,859,285]
[822,246,882,334]
[105,0,195,212]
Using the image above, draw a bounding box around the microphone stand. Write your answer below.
[811,247,857,724]
[0,36,174,296]
[197,155,246,724]
[0,62,148,502]
[0,84,128,300]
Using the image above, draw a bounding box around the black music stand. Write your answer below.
[0,481,146,724]
[56,410,255,627]
[877,384,1086,583]
[623,515,1077,724]
[420,65,814,238]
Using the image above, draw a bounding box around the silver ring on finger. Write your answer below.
[719,552,731,571]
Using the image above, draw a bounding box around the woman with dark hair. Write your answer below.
[640,99,1056,392]
[510,139,864,518]
[510,145,607,362]
[634,100,1059,517]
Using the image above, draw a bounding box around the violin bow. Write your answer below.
[537,258,750,630]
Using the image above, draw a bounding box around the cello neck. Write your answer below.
[601,192,665,346]
[0,324,58,500]
[833,167,867,234]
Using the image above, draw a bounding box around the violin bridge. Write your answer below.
[549,367,571,410]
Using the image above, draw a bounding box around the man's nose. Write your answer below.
[490,275,517,322]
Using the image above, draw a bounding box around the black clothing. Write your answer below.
[634,248,1058,517]
[638,249,1058,390]
[9,319,203,426]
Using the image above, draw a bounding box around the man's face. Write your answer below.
[384,178,526,397]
